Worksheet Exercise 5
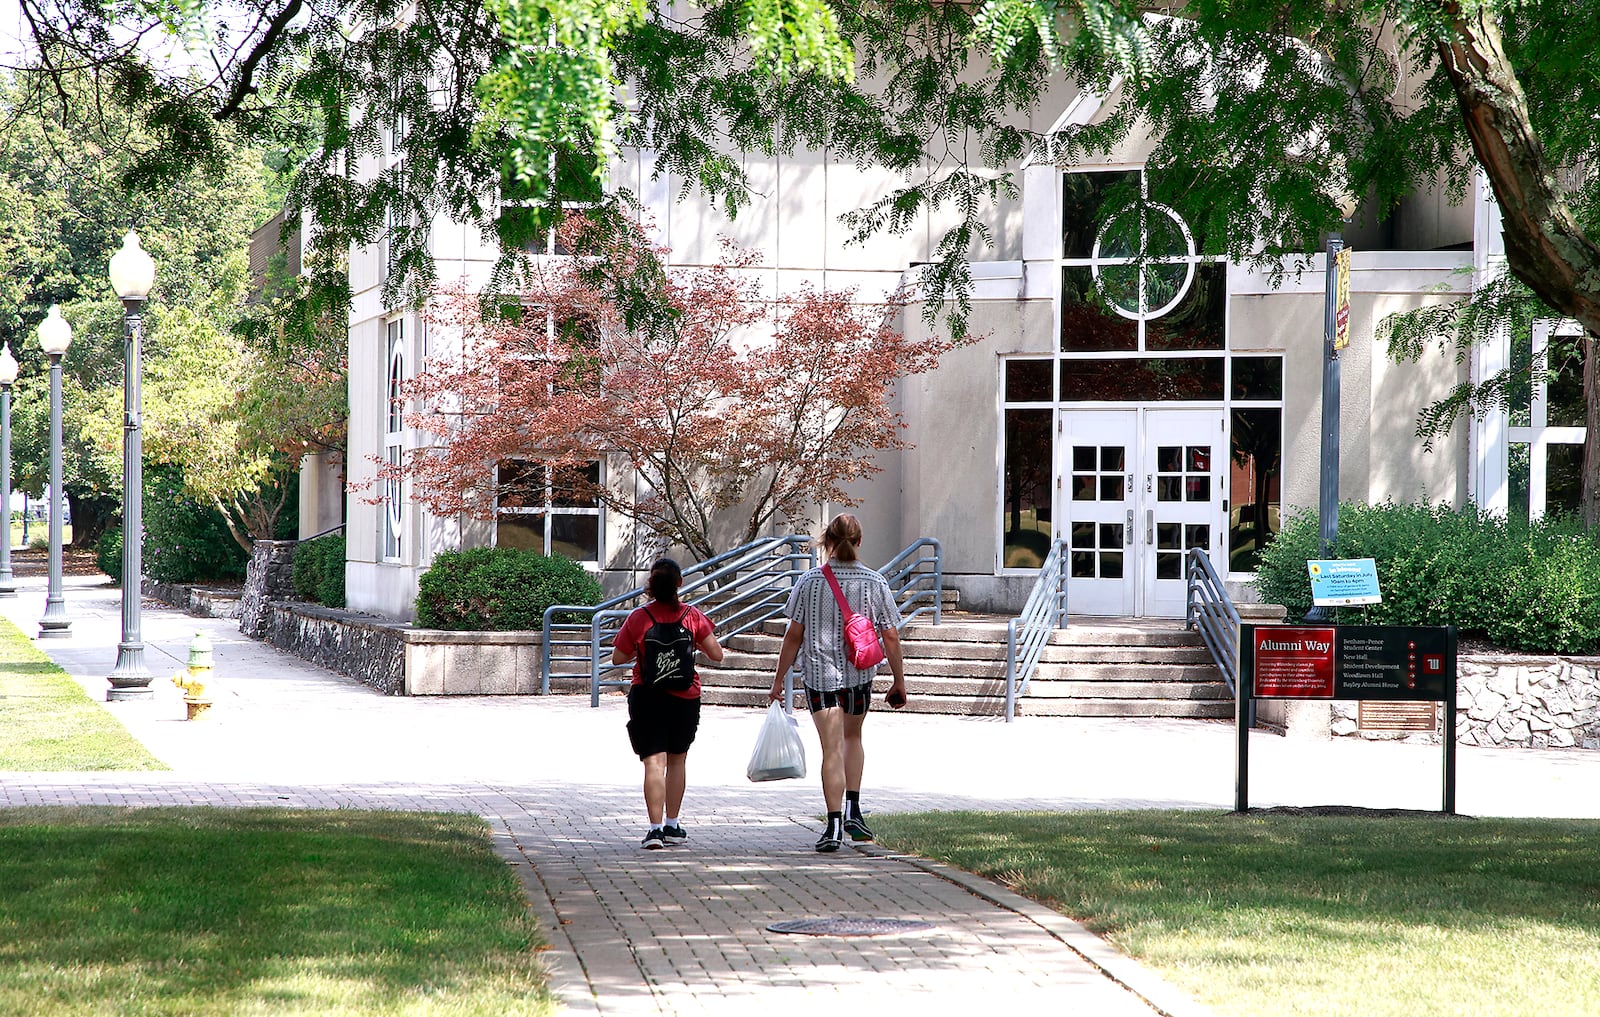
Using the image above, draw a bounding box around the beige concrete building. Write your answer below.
[336,86,1546,622]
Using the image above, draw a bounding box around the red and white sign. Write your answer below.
[1252,626,1337,698]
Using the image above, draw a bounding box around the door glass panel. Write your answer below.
[1158,477,1182,501]
[1061,267,1138,352]
[1100,523,1124,547]
[1062,170,1140,258]
[1074,446,1096,471]
[1186,524,1210,548]
[1187,446,1209,471]
[1229,408,1282,572]
[1186,476,1211,501]
[1100,552,1123,578]
[1004,409,1053,568]
[1071,551,1096,577]
[1005,359,1054,402]
[1156,522,1181,549]
[1100,476,1124,500]
[1060,357,1225,401]
[1072,521,1095,547]
[1157,446,1181,472]
[1156,553,1183,580]
[1100,447,1125,471]
[1145,263,1226,351]
[1231,356,1284,400]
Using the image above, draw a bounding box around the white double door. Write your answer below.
[1060,408,1227,617]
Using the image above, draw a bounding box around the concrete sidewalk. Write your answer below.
[4,573,1599,1016]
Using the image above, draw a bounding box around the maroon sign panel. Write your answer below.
[1250,625,1336,698]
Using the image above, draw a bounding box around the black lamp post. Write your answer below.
[106,232,156,700]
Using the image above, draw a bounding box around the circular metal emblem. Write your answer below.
[766,917,938,938]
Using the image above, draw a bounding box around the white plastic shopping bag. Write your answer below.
[746,701,806,782]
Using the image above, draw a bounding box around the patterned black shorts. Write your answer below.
[805,682,872,716]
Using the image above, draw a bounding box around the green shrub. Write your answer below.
[142,465,248,583]
[1253,502,1600,654]
[291,534,346,608]
[415,546,602,630]
[96,526,123,583]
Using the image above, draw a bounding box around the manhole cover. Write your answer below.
[767,918,937,938]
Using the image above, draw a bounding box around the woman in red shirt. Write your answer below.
[612,557,723,850]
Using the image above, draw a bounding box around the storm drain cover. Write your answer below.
[767,918,937,938]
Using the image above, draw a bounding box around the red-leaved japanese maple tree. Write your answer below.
[386,218,971,562]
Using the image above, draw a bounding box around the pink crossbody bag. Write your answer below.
[822,564,886,669]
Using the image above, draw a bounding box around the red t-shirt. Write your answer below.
[614,601,715,699]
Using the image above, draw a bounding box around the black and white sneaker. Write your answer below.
[641,828,666,850]
[842,816,875,842]
[815,829,842,853]
[661,823,688,844]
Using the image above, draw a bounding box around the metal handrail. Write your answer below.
[879,537,943,626]
[544,537,812,693]
[569,534,945,707]
[1185,547,1239,696]
[1003,538,1069,722]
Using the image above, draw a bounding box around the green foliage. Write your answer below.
[141,464,248,584]
[415,547,602,631]
[291,534,347,608]
[1254,502,1600,654]
[95,525,122,584]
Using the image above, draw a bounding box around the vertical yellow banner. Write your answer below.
[1333,246,1352,350]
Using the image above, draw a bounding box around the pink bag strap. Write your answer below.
[821,564,858,621]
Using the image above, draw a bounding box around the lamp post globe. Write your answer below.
[106,232,157,700]
[0,342,17,598]
[36,305,71,636]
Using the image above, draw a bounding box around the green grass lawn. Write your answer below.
[0,807,557,1016]
[0,615,164,771]
[874,810,1600,1017]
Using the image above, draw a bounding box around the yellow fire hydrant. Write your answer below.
[172,632,215,720]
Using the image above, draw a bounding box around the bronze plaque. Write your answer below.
[1358,701,1438,732]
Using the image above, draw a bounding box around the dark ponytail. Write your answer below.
[647,557,682,608]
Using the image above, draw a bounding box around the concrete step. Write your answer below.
[1017,699,1235,719]
[700,686,1008,716]
[1022,680,1232,701]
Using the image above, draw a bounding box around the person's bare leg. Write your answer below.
[642,752,667,825]
[664,751,689,819]
[810,706,845,813]
[842,710,867,794]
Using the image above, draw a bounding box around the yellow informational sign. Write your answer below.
[1333,245,1352,350]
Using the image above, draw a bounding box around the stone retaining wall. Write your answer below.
[1328,654,1600,749]
[263,601,409,695]
[256,600,587,696]
[239,540,297,638]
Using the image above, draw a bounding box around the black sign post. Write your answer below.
[1236,624,1457,814]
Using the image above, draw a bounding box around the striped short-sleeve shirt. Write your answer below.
[782,560,901,692]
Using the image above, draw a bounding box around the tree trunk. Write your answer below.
[65,492,119,549]
[1434,5,1600,524]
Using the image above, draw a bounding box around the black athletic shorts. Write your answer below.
[627,683,701,758]
[805,682,872,716]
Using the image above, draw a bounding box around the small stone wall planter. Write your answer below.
[257,599,590,697]
[143,579,244,620]
[1326,652,1600,750]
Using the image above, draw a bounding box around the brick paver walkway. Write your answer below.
[6,574,1599,1015]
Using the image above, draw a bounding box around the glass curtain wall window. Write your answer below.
[1002,358,1054,568]
[1228,356,1284,572]
[1509,319,1586,520]
[383,318,405,562]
